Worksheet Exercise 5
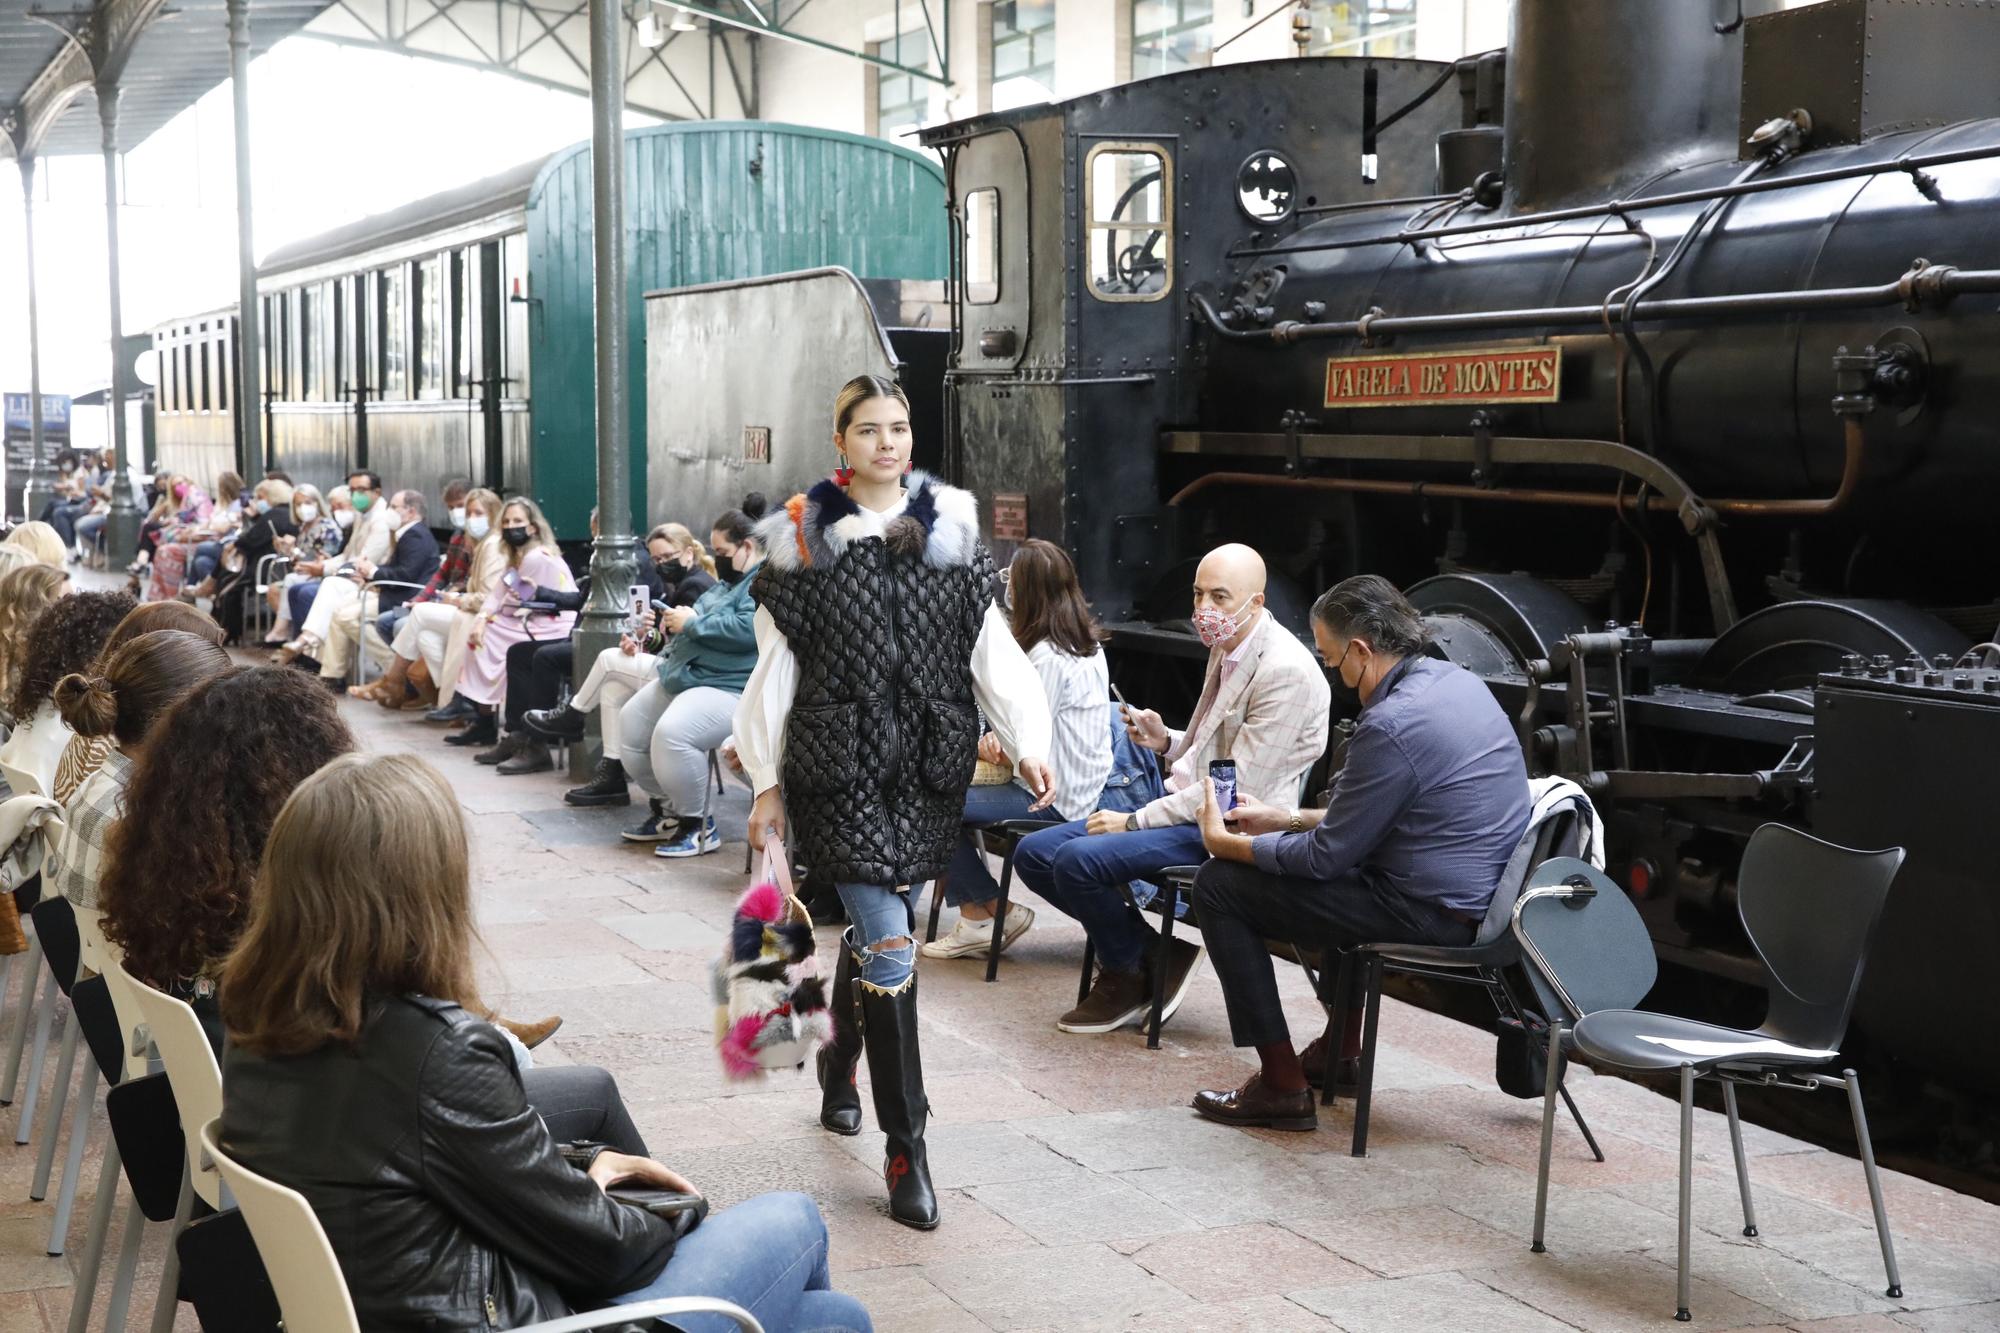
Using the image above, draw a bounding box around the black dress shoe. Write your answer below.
[497,740,555,775]
[564,758,632,807]
[444,714,499,747]
[426,696,477,724]
[1191,1072,1318,1132]
[523,703,587,743]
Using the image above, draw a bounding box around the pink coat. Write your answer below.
[451,546,577,707]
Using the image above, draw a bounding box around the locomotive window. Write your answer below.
[1237,151,1297,223]
[1085,143,1173,302]
[963,188,1000,305]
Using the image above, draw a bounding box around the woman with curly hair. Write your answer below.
[0,564,71,723]
[98,667,354,1037]
[48,601,225,803]
[0,590,134,797]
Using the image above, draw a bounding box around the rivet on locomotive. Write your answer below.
[920,0,2000,1177]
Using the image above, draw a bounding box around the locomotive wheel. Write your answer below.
[1405,572,1592,676]
[1693,598,1970,693]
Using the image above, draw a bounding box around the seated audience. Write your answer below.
[428,492,576,732]
[43,629,234,910]
[316,489,442,691]
[444,497,576,755]
[51,600,227,803]
[346,478,473,704]
[264,483,347,646]
[1011,543,1329,1035]
[0,565,72,718]
[219,753,870,1333]
[605,510,761,854]
[0,591,135,797]
[149,471,244,601]
[1187,575,1530,1129]
[5,521,70,568]
[276,471,393,665]
[208,478,300,644]
[130,472,211,576]
[36,452,95,549]
[922,539,1117,959]
[651,522,719,607]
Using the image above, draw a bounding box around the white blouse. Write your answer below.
[1028,641,1113,821]
[733,493,1053,796]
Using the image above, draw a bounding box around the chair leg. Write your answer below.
[924,873,947,944]
[1323,949,1354,1109]
[711,749,725,796]
[48,1056,97,1254]
[1531,1017,1563,1253]
[1077,938,1096,1007]
[1842,1068,1903,1299]
[14,965,60,1145]
[31,1017,80,1198]
[1146,882,1178,1050]
[1722,1081,1759,1238]
[1675,1062,1695,1322]
[148,1163,194,1333]
[1,935,46,1104]
[102,1192,148,1333]
[985,856,1014,985]
[66,1136,124,1333]
[1558,1081,1606,1163]
[1350,955,1384,1157]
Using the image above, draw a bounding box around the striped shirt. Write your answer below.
[43,749,131,911]
[1028,640,1113,821]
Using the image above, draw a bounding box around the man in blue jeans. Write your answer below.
[1011,544,1331,1035]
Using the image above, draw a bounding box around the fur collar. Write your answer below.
[757,469,979,573]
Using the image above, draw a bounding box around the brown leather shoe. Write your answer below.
[497,1015,563,1049]
[1057,966,1151,1035]
[1192,1071,1318,1132]
[1299,1034,1362,1096]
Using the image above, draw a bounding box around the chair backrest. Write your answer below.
[84,919,157,1083]
[1736,822,1904,1051]
[119,962,226,1208]
[199,1119,360,1333]
[1511,857,1658,1021]
[1473,800,1586,947]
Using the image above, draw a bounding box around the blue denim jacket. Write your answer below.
[1092,695,1173,912]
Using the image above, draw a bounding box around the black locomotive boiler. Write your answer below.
[919,0,2000,1180]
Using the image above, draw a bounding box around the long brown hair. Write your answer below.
[497,497,558,570]
[99,600,228,659]
[54,628,232,746]
[1006,538,1103,658]
[222,753,483,1057]
[100,667,354,990]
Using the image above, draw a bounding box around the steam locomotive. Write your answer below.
[908,0,2000,1166]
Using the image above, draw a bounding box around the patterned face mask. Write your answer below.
[1192,602,1253,648]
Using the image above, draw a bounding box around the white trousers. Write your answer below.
[574,647,660,757]
[302,572,361,642]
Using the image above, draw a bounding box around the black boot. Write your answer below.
[565,757,632,808]
[817,939,863,1136]
[859,969,939,1230]
[474,731,525,765]
[523,703,587,743]
[426,695,478,724]
[446,711,499,748]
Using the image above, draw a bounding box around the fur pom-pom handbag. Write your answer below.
[712,835,834,1079]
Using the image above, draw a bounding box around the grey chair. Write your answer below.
[1512,828,1905,1322]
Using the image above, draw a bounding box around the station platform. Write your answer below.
[1,672,1996,1330]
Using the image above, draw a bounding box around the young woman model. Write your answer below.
[736,374,1055,1229]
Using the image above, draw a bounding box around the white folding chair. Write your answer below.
[200,1120,763,1333]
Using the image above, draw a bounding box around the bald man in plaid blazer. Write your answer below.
[1012,545,1331,1036]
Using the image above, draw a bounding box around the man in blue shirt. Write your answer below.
[1187,575,1529,1131]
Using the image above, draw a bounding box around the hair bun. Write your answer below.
[54,671,119,737]
[739,491,769,521]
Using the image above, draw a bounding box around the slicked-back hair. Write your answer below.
[1311,574,1430,656]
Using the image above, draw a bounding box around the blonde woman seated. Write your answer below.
[443,497,575,754]
[264,483,349,645]
[352,488,504,710]
[3,521,70,569]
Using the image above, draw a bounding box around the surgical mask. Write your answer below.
[298,504,319,523]
[1193,601,1255,648]
[449,506,466,530]
[719,561,748,586]
[59,463,74,475]
[501,525,531,548]
[351,492,374,512]
[466,514,491,541]
[173,482,189,501]
[334,509,355,530]
[253,497,271,515]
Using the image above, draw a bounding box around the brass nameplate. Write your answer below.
[1323,345,1561,409]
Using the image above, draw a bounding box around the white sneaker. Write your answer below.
[920,904,1035,959]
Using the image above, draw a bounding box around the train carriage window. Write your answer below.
[159,334,176,414]
[416,255,444,400]
[199,321,213,412]
[217,323,230,414]
[299,288,317,401]
[963,188,1001,305]
[501,232,528,398]
[452,249,474,399]
[380,267,408,400]
[1084,144,1173,302]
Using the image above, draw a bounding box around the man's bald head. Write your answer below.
[1192,544,1269,651]
[1196,544,1267,600]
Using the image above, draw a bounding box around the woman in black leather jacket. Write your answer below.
[219,752,870,1333]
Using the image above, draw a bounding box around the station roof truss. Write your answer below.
[2,0,333,159]
[653,0,950,85]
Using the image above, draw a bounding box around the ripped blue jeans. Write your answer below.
[837,883,917,991]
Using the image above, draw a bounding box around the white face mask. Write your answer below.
[466,514,491,541]
[297,504,319,523]
[449,506,467,530]
[334,509,356,530]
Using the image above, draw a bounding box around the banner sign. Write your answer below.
[1323,346,1561,409]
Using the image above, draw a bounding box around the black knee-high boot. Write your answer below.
[816,936,863,1136]
[859,969,939,1230]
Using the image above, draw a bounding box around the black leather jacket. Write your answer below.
[220,996,674,1330]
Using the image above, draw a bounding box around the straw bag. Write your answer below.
[712,836,834,1079]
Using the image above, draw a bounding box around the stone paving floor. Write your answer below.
[1,674,1997,1330]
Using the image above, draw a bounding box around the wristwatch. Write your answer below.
[1287,808,1304,833]
[1125,813,1140,832]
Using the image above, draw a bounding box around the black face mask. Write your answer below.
[502,526,532,549]
[655,559,685,585]
[718,562,748,585]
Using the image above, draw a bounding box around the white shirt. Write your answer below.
[1029,641,1112,821]
[733,491,1053,796]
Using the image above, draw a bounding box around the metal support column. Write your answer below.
[228,0,264,480]
[571,0,639,778]
[99,79,142,564]
[18,156,55,523]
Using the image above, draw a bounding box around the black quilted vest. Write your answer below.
[753,479,995,887]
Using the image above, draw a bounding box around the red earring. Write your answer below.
[903,460,914,475]
[834,456,854,486]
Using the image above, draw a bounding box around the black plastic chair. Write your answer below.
[1323,801,1602,1158]
[924,818,1054,983]
[1512,827,1906,1322]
